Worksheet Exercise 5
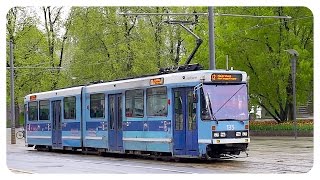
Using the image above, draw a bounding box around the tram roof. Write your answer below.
[24,69,247,101]
[85,69,247,93]
[24,86,83,102]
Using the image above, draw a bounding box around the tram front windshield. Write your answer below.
[202,84,248,121]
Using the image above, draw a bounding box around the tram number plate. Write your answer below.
[227,125,235,130]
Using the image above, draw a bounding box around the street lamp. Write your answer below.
[284,49,299,140]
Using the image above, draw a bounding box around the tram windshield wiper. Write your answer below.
[212,85,245,118]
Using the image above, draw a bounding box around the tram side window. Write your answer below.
[200,89,210,120]
[64,96,76,119]
[147,87,167,116]
[39,100,49,120]
[90,93,105,118]
[28,101,38,121]
[125,89,144,117]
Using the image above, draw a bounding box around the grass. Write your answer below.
[249,119,313,132]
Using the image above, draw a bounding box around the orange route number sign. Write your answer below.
[211,74,242,82]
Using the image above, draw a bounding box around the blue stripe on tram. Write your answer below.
[62,122,81,131]
[86,121,108,131]
[123,120,171,131]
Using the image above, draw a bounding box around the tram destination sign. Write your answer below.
[150,78,164,86]
[211,73,242,82]
[30,95,37,101]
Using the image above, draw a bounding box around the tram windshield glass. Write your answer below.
[201,84,248,121]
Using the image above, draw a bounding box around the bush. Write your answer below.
[250,120,313,132]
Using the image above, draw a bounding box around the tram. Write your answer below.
[24,67,250,159]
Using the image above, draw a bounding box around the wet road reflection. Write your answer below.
[6,133,313,174]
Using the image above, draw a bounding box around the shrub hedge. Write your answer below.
[249,119,313,132]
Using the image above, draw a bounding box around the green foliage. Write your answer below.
[214,7,313,122]
[6,7,313,123]
[250,120,313,132]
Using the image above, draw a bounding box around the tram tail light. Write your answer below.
[245,124,249,129]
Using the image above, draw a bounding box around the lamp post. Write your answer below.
[284,49,299,140]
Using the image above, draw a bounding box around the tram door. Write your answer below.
[108,94,123,151]
[52,100,62,148]
[173,88,198,156]
[24,104,27,143]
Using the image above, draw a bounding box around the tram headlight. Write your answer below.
[236,132,241,137]
[213,132,220,137]
[220,132,226,137]
[242,132,248,137]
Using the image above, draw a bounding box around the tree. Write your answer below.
[7,6,313,124]
[42,6,66,89]
[6,7,49,126]
[214,7,313,122]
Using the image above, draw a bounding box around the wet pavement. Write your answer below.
[5,128,314,174]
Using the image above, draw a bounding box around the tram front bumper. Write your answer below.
[198,138,250,144]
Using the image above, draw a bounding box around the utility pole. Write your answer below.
[285,49,299,140]
[208,7,215,70]
[10,40,16,144]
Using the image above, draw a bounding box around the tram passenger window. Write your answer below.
[187,91,196,130]
[28,101,38,121]
[125,89,144,117]
[90,93,105,118]
[109,96,115,130]
[147,87,167,116]
[174,91,183,130]
[118,96,122,130]
[64,96,76,119]
[39,100,49,120]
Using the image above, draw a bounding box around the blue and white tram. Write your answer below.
[24,69,250,159]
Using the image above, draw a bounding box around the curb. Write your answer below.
[250,131,313,137]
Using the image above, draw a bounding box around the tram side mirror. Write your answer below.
[193,93,198,103]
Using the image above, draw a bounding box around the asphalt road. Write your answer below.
[5,128,314,174]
